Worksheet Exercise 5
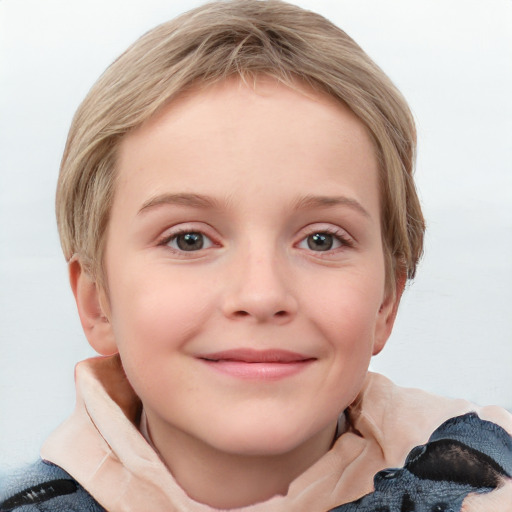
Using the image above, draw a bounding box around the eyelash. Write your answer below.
[157,225,354,255]
[157,228,217,253]
[296,226,354,253]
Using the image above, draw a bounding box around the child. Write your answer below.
[1,1,511,511]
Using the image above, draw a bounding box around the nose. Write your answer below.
[221,249,298,324]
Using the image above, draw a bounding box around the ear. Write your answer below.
[372,273,406,356]
[68,257,118,356]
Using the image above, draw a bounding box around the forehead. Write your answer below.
[114,77,379,218]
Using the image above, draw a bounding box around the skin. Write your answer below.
[71,77,403,509]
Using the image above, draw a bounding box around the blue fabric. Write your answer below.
[0,461,103,512]
[329,413,512,512]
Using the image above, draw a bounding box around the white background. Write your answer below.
[1,0,511,474]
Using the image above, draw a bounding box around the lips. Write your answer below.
[200,348,314,363]
[198,349,316,380]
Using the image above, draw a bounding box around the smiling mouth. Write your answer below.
[198,349,316,380]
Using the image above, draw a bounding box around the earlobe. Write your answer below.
[372,273,406,356]
[69,257,118,356]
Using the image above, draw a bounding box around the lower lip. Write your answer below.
[200,359,314,380]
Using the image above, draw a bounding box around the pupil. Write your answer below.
[307,233,333,251]
[177,232,203,251]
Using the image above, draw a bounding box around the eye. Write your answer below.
[165,231,214,252]
[305,233,338,251]
[297,230,350,252]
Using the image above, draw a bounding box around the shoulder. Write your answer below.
[0,460,104,512]
[352,372,512,455]
[330,411,512,512]
[337,374,512,511]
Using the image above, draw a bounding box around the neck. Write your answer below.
[144,412,337,509]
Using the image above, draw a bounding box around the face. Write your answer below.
[85,78,398,457]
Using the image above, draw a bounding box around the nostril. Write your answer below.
[230,309,290,321]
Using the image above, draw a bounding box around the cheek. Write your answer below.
[107,264,216,358]
[106,267,214,404]
[305,270,384,345]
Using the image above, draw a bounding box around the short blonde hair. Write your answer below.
[56,0,424,293]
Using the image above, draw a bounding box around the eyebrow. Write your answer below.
[138,193,220,215]
[292,194,371,219]
[138,192,371,219]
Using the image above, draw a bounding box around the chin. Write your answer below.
[205,419,323,458]
[217,437,302,457]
